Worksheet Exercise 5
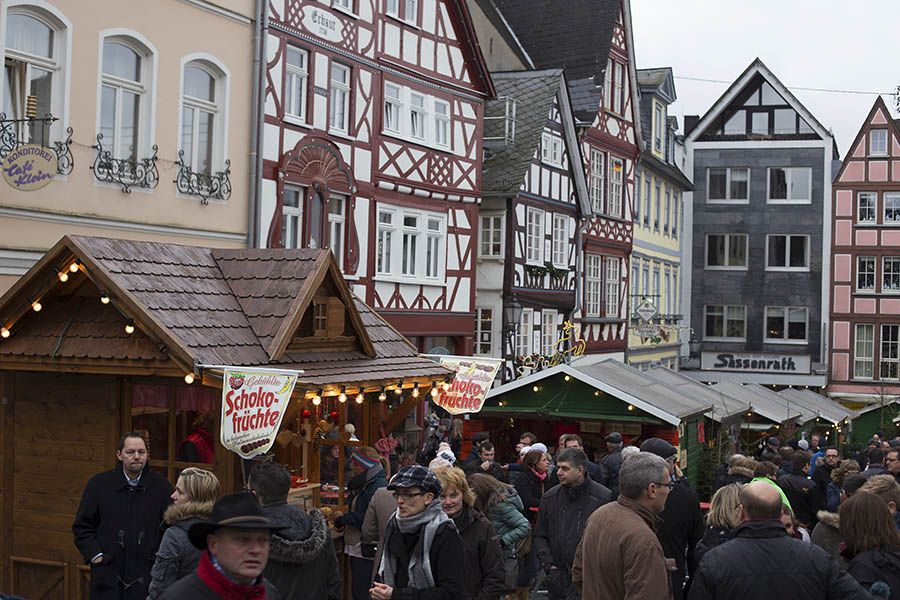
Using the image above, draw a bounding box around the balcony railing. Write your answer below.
[91,133,159,193]
[174,149,232,204]
[0,113,73,175]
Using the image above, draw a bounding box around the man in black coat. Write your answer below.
[73,433,173,600]
[777,451,825,530]
[640,438,703,600]
[534,448,611,600]
[812,446,840,496]
[598,432,624,498]
[688,481,872,600]
[463,441,508,482]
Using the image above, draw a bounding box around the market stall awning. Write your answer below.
[778,388,852,425]
[642,366,749,422]
[712,381,803,424]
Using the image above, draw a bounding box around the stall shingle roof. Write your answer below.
[712,381,804,424]
[778,388,853,424]
[642,367,748,422]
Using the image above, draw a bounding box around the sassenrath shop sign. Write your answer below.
[425,355,502,415]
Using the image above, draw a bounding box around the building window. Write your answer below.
[377,210,394,275]
[585,254,602,317]
[590,149,605,213]
[654,102,664,153]
[672,192,680,238]
[858,192,877,223]
[884,257,900,293]
[404,0,418,22]
[664,266,672,315]
[425,217,442,278]
[516,308,533,356]
[634,175,641,223]
[706,234,748,269]
[541,132,562,167]
[385,0,398,16]
[333,0,352,10]
[604,59,625,114]
[654,182,661,230]
[870,129,888,156]
[885,193,900,224]
[882,325,900,380]
[376,207,446,280]
[382,81,452,150]
[329,62,350,133]
[526,207,544,265]
[643,176,651,226]
[284,46,308,121]
[180,61,223,175]
[479,214,503,258]
[401,214,419,276]
[542,310,557,355]
[766,235,809,271]
[642,264,649,297]
[434,99,450,148]
[855,324,874,379]
[383,82,401,133]
[858,256,876,291]
[282,185,304,248]
[327,195,345,263]
[765,306,808,342]
[100,36,152,160]
[631,261,640,300]
[608,157,623,217]
[551,214,567,267]
[409,91,426,140]
[652,264,660,298]
[704,305,746,340]
[707,167,749,203]
[475,308,493,355]
[605,257,620,317]
[768,167,811,203]
[664,189,671,235]
[313,301,328,335]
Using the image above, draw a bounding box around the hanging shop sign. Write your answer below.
[220,367,299,459]
[701,352,811,374]
[2,144,58,191]
[634,299,658,323]
[427,355,502,415]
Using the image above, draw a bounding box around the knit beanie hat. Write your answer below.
[437,442,456,464]
[350,450,378,470]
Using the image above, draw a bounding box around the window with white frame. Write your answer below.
[329,62,350,133]
[664,266,672,315]
[479,214,503,258]
[855,323,874,379]
[634,175,641,223]
[376,206,445,280]
[858,192,877,223]
[516,308,533,356]
[768,167,811,203]
[605,59,625,114]
[284,46,308,121]
[884,257,900,292]
[673,270,679,313]
[383,82,401,133]
[404,0,418,22]
[542,310,557,355]
[385,0,399,16]
[858,256,876,291]
[642,264,649,297]
[4,9,67,146]
[526,207,544,264]
[707,167,749,202]
[382,81,452,150]
[882,324,900,380]
[425,216,442,278]
[766,235,809,270]
[765,306,807,342]
[401,214,419,276]
[327,195,345,263]
[672,192,680,238]
[706,234,748,269]
[608,157,623,217]
[541,132,562,167]
[590,149,605,212]
[585,254,602,316]
[614,62,624,114]
[664,189,671,235]
[631,262,639,299]
[654,102,664,153]
[704,305,746,340]
[551,214,567,267]
[282,185,304,248]
[100,37,152,161]
[643,176,651,226]
[885,193,900,224]
[652,265,660,300]
[434,99,449,148]
[333,0,352,10]
[605,257,620,317]
[475,308,493,355]
[180,62,223,175]
[409,92,426,140]
[654,182,661,230]
[376,210,394,275]
[871,129,888,156]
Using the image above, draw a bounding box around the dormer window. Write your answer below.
[654,102,665,153]
[870,129,888,156]
[314,300,327,336]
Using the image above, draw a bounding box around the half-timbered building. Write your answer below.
[478,69,590,380]
[257,0,494,355]
[828,98,900,407]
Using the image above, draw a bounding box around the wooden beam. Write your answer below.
[384,394,423,435]
[0,359,182,377]
[0,372,13,593]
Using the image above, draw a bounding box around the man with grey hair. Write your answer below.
[535,448,611,600]
[572,452,672,600]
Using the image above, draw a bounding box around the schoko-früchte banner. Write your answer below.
[426,355,502,415]
[220,368,298,459]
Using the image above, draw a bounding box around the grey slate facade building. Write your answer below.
[682,59,836,386]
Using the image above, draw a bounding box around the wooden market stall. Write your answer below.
[0,235,451,600]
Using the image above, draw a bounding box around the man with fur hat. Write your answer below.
[159,492,283,599]
[247,461,341,599]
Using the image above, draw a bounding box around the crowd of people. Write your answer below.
[67,429,900,600]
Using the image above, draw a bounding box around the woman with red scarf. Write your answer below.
[512,449,550,600]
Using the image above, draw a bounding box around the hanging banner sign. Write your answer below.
[2,144,57,191]
[425,355,502,415]
[220,367,299,459]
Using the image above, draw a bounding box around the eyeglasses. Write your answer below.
[653,481,676,490]
[393,491,426,501]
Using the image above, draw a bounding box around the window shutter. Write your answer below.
[326,297,346,337]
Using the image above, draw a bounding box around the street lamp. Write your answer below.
[689,334,701,359]
[502,293,524,383]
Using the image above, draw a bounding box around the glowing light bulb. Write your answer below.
[31,300,41,312]
[69,261,79,273]
[339,386,347,403]
[0,327,9,338]
[58,271,68,282]
[378,387,387,402]
[355,392,364,404]
[312,395,321,406]
[184,372,195,385]
[532,385,539,393]
[100,292,110,305]
[125,320,135,334]
[412,384,420,398]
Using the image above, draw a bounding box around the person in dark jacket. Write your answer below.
[72,432,173,600]
[713,455,755,492]
[863,449,889,479]
[692,483,742,574]
[469,473,530,592]
[640,438,703,600]
[159,492,283,600]
[813,446,841,496]
[371,465,464,600]
[598,432,624,498]
[434,467,505,600]
[857,439,880,471]
[534,448,611,600]
[465,432,492,464]
[147,467,219,599]
[514,449,549,594]
[841,491,900,598]
[777,450,826,531]
[687,481,872,600]
[826,460,862,512]
[248,461,342,600]
[464,441,508,483]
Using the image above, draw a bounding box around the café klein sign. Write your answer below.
[2,144,58,191]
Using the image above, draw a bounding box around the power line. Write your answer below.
[674,75,894,96]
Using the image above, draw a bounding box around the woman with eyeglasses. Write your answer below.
[370,465,464,600]
[147,467,220,599]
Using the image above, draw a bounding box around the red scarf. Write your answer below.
[530,467,548,481]
[196,550,267,600]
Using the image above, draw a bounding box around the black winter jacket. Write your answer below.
[848,549,900,599]
[157,572,281,600]
[147,500,214,600]
[598,450,623,498]
[453,506,506,600]
[378,518,465,600]
[72,463,173,600]
[534,477,611,600]
[463,460,508,483]
[261,502,342,600]
[687,520,873,600]
[659,479,704,600]
[691,525,732,578]
[514,468,546,524]
[777,473,826,529]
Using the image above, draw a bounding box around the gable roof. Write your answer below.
[0,236,449,387]
[637,67,676,104]
[712,381,803,424]
[778,388,852,425]
[833,96,900,182]
[448,0,497,98]
[685,58,832,144]
[468,0,534,69]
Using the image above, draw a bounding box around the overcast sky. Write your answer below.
[630,0,898,155]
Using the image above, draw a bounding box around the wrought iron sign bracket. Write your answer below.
[90,133,159,194]
[0,113,74,175]
[174,149,232,205]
